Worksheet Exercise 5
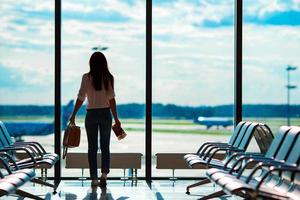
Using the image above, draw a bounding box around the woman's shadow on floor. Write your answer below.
[82,187,130,200]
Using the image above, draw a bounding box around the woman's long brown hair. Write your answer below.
[89,52,114,91]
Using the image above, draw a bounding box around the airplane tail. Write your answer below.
[62,100,74,129]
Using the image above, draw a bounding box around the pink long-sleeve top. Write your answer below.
[77,73,115,109]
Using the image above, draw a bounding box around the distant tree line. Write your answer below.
[0,103,299,119]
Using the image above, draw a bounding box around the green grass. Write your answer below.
[1,116,299,136]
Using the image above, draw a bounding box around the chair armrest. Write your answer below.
[7,144,40,158]
[203,146,234,160]
[14,141,46,154]
[243,159,284,181]
[223,152,240,169]
[223,152,265,170]
[196,142,214,154]
[11,143,43,157]
[196,142,228,154]
[227,155,273,175]
[254,164,299,191]
[0,147,37,165]
[206,147,243,165]
[236,152,264,157]
[0,156,13,174]
[200,144,230,157]
[0,152,19,170]
[269,165,300,172]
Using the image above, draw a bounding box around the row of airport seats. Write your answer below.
[0,121,58,199]
[184,121,300,199]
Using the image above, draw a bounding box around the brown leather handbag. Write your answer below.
[62,123,81,159]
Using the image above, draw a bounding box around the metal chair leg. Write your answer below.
[131,168,134,186]
[198,190,226,200]
[31,178,55,188]
[134,168,138,186]
[186,178,211,194]
[45,168,48,181]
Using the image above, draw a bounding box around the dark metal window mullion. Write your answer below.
[54,0,61,183]
[146,0,152,182]
[234,0,243,126]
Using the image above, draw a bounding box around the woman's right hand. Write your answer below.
[114,118,121,127]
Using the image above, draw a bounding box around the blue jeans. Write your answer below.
[85,108,112,179]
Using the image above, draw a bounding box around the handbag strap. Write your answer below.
[62,146,68,159]
[68,121,76,127]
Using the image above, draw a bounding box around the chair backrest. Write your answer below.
[237,122,259,150]
[253,124,274,154]
[0,121,13,146]
[264,126,291,159]
[284,128,300,166]
[232,122,252,148]
[0,129,8,148]
[274,127,300,162]
[228,121,246,145]
[0,122,15,157]
[281,127,300,183]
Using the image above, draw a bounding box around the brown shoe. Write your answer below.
[99,178,107,188]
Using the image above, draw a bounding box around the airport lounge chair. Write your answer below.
[219,125,291,174]
[204,126,300,200]
[186,122,259,168]
[0,150,57,193]
[184,121,253,166]
[184,121,247,163]
[202,122,273,161]
[203,125,292,198]
[0,123,58,192]
[185,122,273,194]
[0,139,57,170]
[0,155,45,200]
[0,121,59,162]
[0,121,58,173]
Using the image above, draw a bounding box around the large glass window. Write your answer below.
[62,0,145,177]
[243,1,300,132]
[2,0,297,180]
[0,1,54,177]
[153,0,235,177]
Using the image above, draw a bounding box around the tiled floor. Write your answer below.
[2,180,242,200]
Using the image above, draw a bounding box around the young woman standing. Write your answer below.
[70,52,120,187]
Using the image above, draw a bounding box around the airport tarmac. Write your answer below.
[20,125,260,178]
